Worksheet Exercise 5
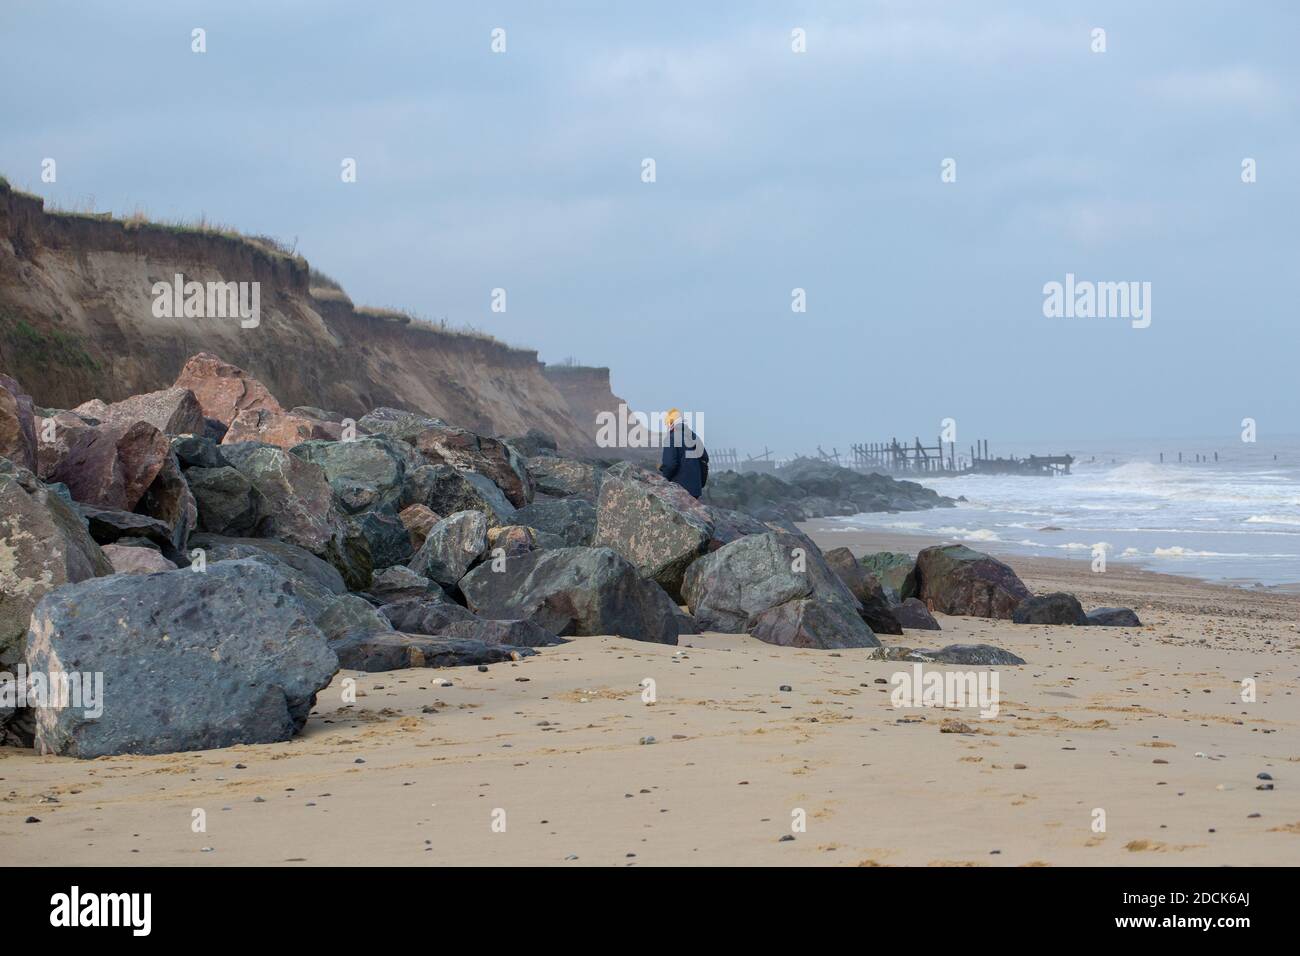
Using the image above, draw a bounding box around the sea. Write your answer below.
[828,437,1300,588]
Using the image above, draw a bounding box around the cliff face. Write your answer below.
[542,365,629,438]
[0,181,624,453]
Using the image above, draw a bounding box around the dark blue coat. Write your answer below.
[660,424,709,498]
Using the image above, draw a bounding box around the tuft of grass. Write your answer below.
[0,311,101,371]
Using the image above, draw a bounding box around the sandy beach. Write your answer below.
[3,524,1296,867]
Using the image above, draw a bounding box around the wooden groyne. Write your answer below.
[849,438,1074,476]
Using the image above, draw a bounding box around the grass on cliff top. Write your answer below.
[11,187,309,266]
[3,175,533,358]
[354,305,521,349]
[545,357,608,372]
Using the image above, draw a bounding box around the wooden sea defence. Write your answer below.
[714,440,1074,477]
[849,438,1074,477]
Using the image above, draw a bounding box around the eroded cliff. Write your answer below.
[0,180,622,453]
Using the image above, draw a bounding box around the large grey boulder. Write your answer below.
[333,632,536,671]
[459,546,679,645]
[290,436,418,514]
[171,434,227,469]
[401,463,516,524]
[927,643,1026,665]
[526,456,602,500]
[410,424,533,508]
[593,461,714,602]
[437,618,562,648]
[349,507,414,569]
[25,560,338,757]
[356,407,445,440]
[681,532,876,650]
[221,442,371,589]
[95,387,206,436]
[751,598,880,650]
[316,594,396,649]
[822,546,904,635]
[867,643,1023,665]
[367,566,446,604]
[890,597,942,631]
[186,465,263,535]
[189,533,346,619]
[1085,606,1142,627]
[704,506,770,551]
[408,510,488,589]
[377,596,559,649]
[362,410,533,508]
[75,503,177,551]
[1012,592,1087,626]
[380,596,476,634]
[513,498,596,547]
[860,552,914,596]
[1,467,113,669]
[903,545,1031,619]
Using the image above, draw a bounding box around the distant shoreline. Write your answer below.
[799,518,1300,596]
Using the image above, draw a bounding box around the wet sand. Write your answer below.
[2,525,1297,866]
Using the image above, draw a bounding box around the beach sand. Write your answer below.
[3,524,1297,867]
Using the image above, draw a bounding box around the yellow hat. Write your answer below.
[664,408,681,428]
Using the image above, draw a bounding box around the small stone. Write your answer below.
[478,665,489,672]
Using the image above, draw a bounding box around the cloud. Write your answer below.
[1143,65,1288,115]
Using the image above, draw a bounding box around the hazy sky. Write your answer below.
[2,1,1297,454]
